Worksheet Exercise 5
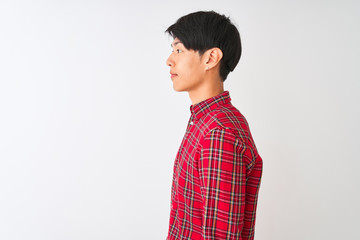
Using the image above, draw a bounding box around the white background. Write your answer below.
[0,0,359,239]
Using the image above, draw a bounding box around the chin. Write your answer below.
[173,84,186,92]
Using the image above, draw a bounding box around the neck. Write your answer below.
[188,79,224,105]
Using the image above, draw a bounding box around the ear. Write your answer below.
[204,48,223,71]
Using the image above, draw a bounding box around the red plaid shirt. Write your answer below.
[167,91,262,240]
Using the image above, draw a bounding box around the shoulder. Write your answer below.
[199,106,261,168]
[200,127,241,150]
[201,103,251,142]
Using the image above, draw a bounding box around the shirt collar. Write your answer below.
[190,91,231,121]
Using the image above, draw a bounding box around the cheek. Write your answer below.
[182,60,200,77]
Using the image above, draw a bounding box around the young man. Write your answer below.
[165,11,263,240]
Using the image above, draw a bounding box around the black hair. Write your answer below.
[165,10,242,81]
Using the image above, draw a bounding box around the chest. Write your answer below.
[174,120,204,182]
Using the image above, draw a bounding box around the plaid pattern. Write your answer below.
[167,91,263,240]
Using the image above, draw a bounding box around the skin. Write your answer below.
[166,38,225,105]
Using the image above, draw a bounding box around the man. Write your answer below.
[165,11,263,240]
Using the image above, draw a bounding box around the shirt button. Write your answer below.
[190,121,194,125]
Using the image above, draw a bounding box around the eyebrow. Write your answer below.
[171,41,182,48]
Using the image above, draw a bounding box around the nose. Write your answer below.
[166,54,174,67]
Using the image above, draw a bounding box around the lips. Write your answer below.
[170,72,178,78]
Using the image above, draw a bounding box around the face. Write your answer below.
[166,38,206,92]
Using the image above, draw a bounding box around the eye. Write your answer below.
[176,49,183,53]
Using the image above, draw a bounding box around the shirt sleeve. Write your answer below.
[198,128,247,239]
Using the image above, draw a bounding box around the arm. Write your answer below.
[198,128,247,240]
